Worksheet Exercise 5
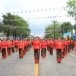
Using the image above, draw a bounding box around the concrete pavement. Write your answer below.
[40,50,76,76]
[0,49,76,76]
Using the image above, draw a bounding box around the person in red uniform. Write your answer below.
[62,39,66,58]
[1,40,7,59]
[48,39,54,55]
[0,39,2,53]
[74,40,76,51]
[64,38,69,55]
[55,38,63,63]
[6,39,12,55]
[41,39,47,57]
[33,37,41,64]
[70,40,74,50]
[11,40,15,53]
[15,39,19,51]
[18,40,24,58]
[47,38,50,51]
[24,39,28,55]
[27,39,31,51]
[68,39,71,53]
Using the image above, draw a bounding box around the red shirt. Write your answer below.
[55,40,63,50]
[62,40,65,49]
[74,41,76,47]
[24,40,28,46]
[64,40,69,46]
[47,40,50,46]
[33,40,41,50]
[11,40,15,47]
[1,41,7,48]
[15,40,19,47]
[18,41,24,49]
[48,40,54,48]
[41,41,47,48]
[7,41,12,48]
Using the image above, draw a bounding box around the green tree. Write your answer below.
[61,22,73,33]
[0,21,3,32]
[61,22,73,38]
[2,12,31,39]
[45,21,61,38]
[67,0,76,28]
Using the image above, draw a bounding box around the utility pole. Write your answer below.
[61,26,64,39]
[54,23,55,39]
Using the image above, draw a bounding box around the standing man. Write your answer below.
[1,40,7,59]
[55,38,63,63]
[41,39,47,57]
[33,37,41,64]
[11,40,15,53]
[64,38,69,55]
[18,40,24,58]
[0,39,2,53]
[48,39,54,55]
[7,39,12,56]
[24,39,28,55]
[14,39,19,51]
[62,39,66,58]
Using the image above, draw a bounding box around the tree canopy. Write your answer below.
[45,21,73,39]
[45,21,61,38]
[67,0,76,26]
[61,22,73,33]
[0,13,31,39]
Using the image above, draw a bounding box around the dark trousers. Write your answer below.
[41,48,46,57]
[19,48,23,58]
[15,45,18,51]
[34,49,40,63]
[24,46,27,55]
[7,47,11,55]
[47,45,50,51]
[56,49,62,59]
[49,47,53,55]
[70,44,74,50]
[11,47,15,53]
[0,47,1,53]
[2,48,6,59]
[65,45,68,54]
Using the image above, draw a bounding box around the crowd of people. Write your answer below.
[0,37,75,64]
[0,39,32,59]
[33,37,75,63]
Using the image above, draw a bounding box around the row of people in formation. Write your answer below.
[0,39,32,59]
[33,37,75,63]
[0,37,75,63]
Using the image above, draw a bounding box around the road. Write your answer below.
[0,48,76,76]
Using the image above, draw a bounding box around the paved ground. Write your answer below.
[0,50,34,76]
[0,49,76,76]
[40,49,76,76]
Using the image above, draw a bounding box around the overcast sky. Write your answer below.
[0,0,75,37]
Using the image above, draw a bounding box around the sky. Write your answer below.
[0,0,75,37]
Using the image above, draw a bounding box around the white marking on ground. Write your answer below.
[70,53,76,58]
